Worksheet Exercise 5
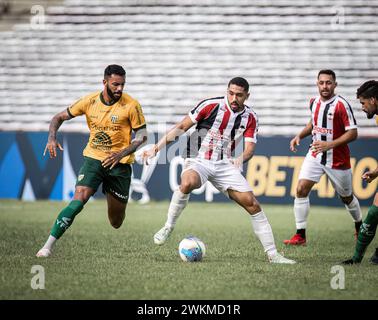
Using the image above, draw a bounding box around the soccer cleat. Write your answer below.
[283,233,306,246]
[153,226,173,245]
[369,248,378,265]
[342,258,360,265]
[36,248,52,258]
[268,252,296,264]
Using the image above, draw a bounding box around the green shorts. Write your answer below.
[76,156,132,203]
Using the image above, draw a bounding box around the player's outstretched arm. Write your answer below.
[290,120,312,153]
[143,115,195,161]
[43,109,73,158]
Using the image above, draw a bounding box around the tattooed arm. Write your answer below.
[43,109,73,158]
[102,125,148,169]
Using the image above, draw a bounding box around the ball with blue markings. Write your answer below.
[178,236,206,262]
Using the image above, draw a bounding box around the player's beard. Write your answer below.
[107,85,122,103]
[320,91,332,100]
[230,101,243,112]
[365,111,374,119]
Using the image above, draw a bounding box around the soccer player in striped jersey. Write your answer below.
[343,80,378,265]
[36,65,147,257]
[284,70,362,246]
[144,77,296,264]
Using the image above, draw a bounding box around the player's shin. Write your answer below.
[294,197,310,236]
[50,200,84,240]
[250,211,277,257]
[165,189,190,229]
[344,195,363,230]
[352,205,378,262]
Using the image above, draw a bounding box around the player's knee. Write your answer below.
[108,211,125,229]
[249,202,261,214]
[340,194,353,205]
[111,222,123,229]
[245,198,261,214]
[110,217,124,229]
[180,181,196,194]
[74,187,93,204]
[296,185,309,198]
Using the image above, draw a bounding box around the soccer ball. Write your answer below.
[178,236,206,262]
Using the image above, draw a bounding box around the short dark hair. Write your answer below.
[104,64,126,79]
[228,77,249,92]
[318,69,336,81]
[356,80,378,99]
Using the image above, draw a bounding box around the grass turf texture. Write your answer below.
[0,200,377,300]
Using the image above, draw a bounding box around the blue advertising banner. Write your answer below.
[0,132,377,206]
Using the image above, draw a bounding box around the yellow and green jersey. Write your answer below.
[67,91,146,164]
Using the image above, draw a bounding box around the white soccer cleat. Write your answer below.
[36,248,52,258]
[153,226,173,245]
[268,252,296,264]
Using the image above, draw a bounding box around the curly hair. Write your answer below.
[356,80,378,99]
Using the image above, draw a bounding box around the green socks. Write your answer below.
[353,205,378,262]
[50,200,84,239]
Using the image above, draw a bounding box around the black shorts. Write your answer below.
[76,156,131,203]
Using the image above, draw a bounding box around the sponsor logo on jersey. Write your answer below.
[111,115,119,124]
[90,131,112,151]
[313,125,333,135]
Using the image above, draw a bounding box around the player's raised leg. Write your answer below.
[228,189,296,264]
[153,169,201,245]
[284,179,315,246]
[102,161,132,228]
[36,186,94,257]
[106,193,127,228]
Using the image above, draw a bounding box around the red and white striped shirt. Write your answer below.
[308,95,357,169]
[186,96,258,161]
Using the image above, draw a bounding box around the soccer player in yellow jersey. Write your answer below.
[36,65,147,257]
[342,80,378,265]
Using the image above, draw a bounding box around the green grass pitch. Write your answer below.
[0,200,377,300]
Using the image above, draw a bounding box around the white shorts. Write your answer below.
[182,158,252,194]
[298,154,353,197]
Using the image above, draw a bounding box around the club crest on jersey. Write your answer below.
[111,115,119,124]
[327,112,334,120]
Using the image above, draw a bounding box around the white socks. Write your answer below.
[294,197,310,230]
[293,195,362,229]
[345,195,362,222]
[42,235,57,251]
[250,211,277,257]
[165,189,190,229]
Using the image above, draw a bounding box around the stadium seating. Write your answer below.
[0,0,377,135]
